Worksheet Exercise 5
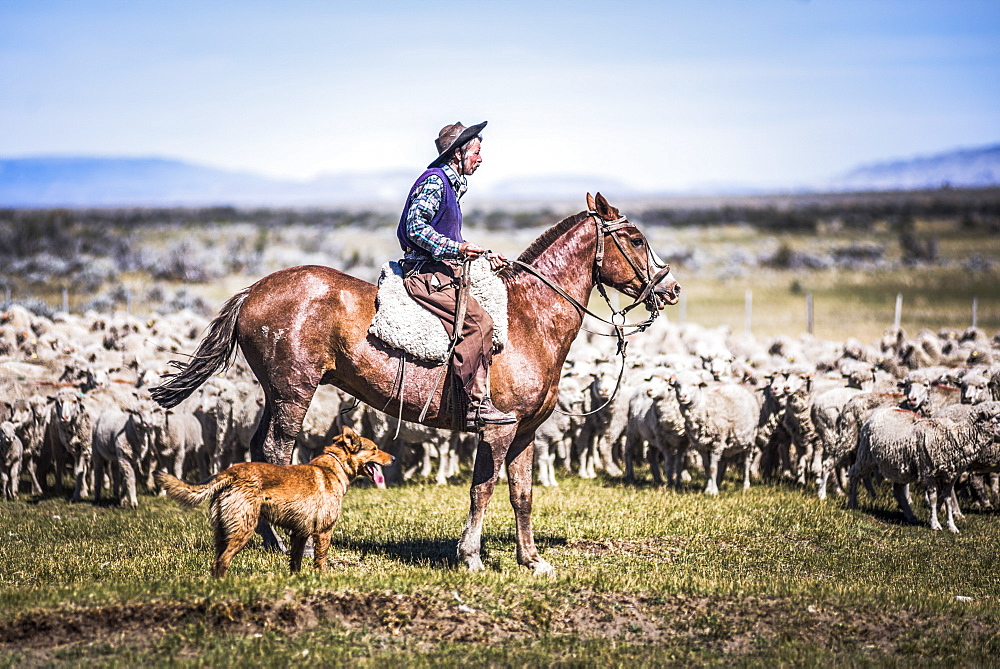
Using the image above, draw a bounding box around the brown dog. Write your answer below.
[155,426,394,577]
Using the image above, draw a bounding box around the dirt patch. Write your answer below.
[1,589,996,662]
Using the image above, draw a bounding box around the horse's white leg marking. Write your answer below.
[457,425,518,572]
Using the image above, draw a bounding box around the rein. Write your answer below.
[511,212,671,417]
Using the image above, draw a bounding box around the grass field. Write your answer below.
[2,196,999,665]
[3,471,999,666]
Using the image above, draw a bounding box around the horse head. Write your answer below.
[586,192,681,310]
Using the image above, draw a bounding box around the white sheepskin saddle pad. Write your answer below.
[369,256,509,363]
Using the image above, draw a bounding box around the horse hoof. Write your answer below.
[532,560,557,578]
[463,555,485,572]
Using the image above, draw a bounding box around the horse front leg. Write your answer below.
[507,433,556,577]
[457,424,515,572]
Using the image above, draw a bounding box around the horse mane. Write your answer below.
[512,211,589,270]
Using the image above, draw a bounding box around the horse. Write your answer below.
[152,192,681,575]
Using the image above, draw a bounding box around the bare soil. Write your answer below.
[2,588,995,664]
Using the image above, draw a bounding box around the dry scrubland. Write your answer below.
[1,188,1000,665]
[2,188,998,342]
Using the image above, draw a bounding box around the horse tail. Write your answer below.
[154,470,231,507]
[150,287,251,408]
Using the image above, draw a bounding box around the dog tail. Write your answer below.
[154,470,230,508]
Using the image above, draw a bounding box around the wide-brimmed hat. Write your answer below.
[428,120,487,168]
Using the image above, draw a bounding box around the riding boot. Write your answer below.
[465,364,516,427]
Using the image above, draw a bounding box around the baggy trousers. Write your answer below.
[401,260,494,407]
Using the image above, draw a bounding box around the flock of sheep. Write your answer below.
[2,301,999,533]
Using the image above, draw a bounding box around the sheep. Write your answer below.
[534,370,591,487]
[933,402,1000,512]
[90,408,128,504]
[192,377,242,477]
[848,401,1000,532]
[579,359,631,479]
[958,368,993,405]
[40,388,94,501]
[230,386,264,465]
[363,407,450,486]
[9,396,47,494]
[533,411,567,487]
[754,371,792,482]
[896,329,946,370]
[92,398,164,507]
[670,369,759,495]
[811,385,864,499]
[820,391,909,501]
[900,367,961,415]
[149,407,203,489]
[781,367,825,486]
[630,371,688,488]
[821,369,942,501]
[0,421,23,499]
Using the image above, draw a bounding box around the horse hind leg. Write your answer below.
[248,400,316,553]
[250,392,314,467]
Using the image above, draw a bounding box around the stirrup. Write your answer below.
[466,399,517,427]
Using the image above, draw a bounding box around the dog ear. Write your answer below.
[339,425,364,453]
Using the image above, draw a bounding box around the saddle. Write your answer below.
[369,256,508,363]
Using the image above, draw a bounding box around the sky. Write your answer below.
[1,0,999,193]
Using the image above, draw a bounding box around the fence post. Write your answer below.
[744,289,753,334]
[894,293,903,330]
[972,297,978,329]
[62,287,69,314]
[806,292,814,335]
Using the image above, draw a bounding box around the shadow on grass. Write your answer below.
[849,504,923,528]
[329,533,570,569]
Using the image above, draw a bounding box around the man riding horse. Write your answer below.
[397,121,516,429]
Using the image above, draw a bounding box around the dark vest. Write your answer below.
[396,168,464,255]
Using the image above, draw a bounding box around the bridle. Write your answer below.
[510,210,675,416]
[511,210,672,335]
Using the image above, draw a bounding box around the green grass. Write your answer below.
[2,473,999,666]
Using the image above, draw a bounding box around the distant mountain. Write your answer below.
[0,156,638,208]
[829,144,1000,191]
[3,144,999,208]
[0,157,416,208]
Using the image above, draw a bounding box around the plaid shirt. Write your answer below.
[402,164,468,261]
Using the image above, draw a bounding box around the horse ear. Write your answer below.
[586,192,597,212]
[594,192,619,220]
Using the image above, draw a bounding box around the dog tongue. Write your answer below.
[366,463,386,488]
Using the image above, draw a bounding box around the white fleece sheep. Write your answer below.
[848,401,1000,532]
[671,369,759,495]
